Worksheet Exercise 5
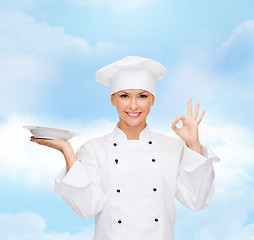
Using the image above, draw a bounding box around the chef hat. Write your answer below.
[95,56,167,96]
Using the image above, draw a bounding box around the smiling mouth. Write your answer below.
[125,112,142,118]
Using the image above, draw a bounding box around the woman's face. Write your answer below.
[110,89,155,127]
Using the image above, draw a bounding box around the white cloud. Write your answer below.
[0,0,38,10]
[199,122,254,192]
[163,58,219,101]
[0,9,124,115]
[0,10,90,65]
[0,10,87,114]
[68,0,160,13]
[217,20,254,80]
[0,212,94,240]
[175,121,254,240]
[220,20,254,53]
[0,0,162,14]
[157,53,221,121]
[0,114,115,188]
[158,20,254,124]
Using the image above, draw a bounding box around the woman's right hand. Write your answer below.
[30,136,77,171]
[30,136,70,153]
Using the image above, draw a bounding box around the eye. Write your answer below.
[139,94,148,98]
[120,94,128,98]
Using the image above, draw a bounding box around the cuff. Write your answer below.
[181,143,220,172]
[55,160,92,191]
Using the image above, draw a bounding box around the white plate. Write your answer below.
[23,126,80,140]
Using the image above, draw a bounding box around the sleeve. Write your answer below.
[175,142,220,211]
[54,142,107,219]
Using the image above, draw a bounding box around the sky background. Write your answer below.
[0,0,254,239]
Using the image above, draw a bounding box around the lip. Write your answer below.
[125,111,142,118]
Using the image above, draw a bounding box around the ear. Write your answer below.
[151,95,155,106]
[110,94,116,106]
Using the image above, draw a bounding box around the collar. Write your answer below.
[112,122,151,141]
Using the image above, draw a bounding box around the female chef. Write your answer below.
[30,56,220,240]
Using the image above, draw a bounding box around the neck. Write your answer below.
[118,120,147,140]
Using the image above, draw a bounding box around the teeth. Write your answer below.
[127,112,140,116]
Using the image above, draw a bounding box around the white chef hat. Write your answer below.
[95,56,167,96]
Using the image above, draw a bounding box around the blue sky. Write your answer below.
[0,0,254,239]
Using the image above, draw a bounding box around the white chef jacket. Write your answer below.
[55,122,220,240]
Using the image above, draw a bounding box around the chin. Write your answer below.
[124,119,146,127]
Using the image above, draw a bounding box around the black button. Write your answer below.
[118,219,122,224]
[153,188,157,192]
[113,143,117,147]
[154,218,158,222]
[115,159,119,164]
[117,189,120,193]
[148,141,152,144]
[152,158,156,162]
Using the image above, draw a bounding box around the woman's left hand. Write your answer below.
[171,97,205,153]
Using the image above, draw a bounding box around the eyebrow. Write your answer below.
[120,91,147,94]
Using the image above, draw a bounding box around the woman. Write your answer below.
[30,56,220,240]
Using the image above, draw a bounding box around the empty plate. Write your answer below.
[23,126,80,140]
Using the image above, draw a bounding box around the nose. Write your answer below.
[130,97,138,110]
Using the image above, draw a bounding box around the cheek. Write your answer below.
[115,101,128,111]
[140,100,152,110]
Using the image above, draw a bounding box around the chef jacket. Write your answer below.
[55,122,220,240]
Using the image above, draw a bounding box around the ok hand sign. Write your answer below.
[171,97,205,153]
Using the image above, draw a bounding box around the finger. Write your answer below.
[30,136,36,142]
[193,102,200,119]
[30,137,52,146]
[30,136,41,143]
[172,115,185,125]
[187,97,192,116]
[197,110,206,124]
[31,138,45,145]
[171,122,181,135]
